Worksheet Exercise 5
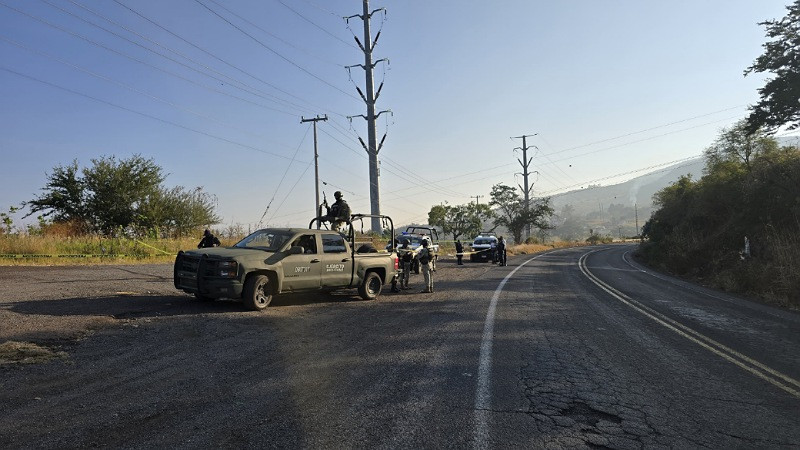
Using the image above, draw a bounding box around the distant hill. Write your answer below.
[550,157,705,217]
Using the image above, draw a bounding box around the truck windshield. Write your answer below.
[234,229,292,251]
[397,236,424,246]
[474,238,496,245]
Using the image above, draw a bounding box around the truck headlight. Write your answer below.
[217,261,238,278]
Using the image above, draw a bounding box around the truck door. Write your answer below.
[282,234,322,291]
[320,233,354,288]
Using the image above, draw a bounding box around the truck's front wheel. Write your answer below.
[358,272,382,300]
[243,274,272,310]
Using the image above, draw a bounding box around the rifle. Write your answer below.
[319,192,329,219]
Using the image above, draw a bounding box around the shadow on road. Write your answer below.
[8,291,370,319]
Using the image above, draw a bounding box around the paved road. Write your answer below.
[1,244,798,449]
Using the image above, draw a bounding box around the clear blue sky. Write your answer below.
[1,0,796,230]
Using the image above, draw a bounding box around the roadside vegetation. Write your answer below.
[641,2,800,308]
[640,123,799,306]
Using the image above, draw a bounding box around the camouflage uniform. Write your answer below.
[398,243,413,289]
[326,191,351,231]
[418,241,433,293]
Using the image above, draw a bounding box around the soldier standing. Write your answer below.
[197,229,221,248]
[418,240,434,293]
[398,241,413,289]
[325,191,351,231]
[455,239,464,265]
[497,236,507,266]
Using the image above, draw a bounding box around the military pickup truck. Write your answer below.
[386,226,440,273]
[174,214,399,310]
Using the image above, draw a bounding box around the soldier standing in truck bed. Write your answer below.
[325,191,351,231]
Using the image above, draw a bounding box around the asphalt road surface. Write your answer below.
[1,244,799,449]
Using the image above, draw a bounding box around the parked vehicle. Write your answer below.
[387,226,440,273]
[470,232,497,262]
[174,214,399,310]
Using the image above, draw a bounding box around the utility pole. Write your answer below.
[512,133,537,239]
[347,1,390,233]
[471,195,484,205]
[301,115,328,228]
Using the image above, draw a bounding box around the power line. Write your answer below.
[207,0,346,66]
[194,0,359,101]
[540,105,746,158]
[257,125,312,227]
[540,155,702,197]
[0,1,308,118]
[0,66,301,161]
[110,0,326,113]
[0,35,287,140]
[275,0,358,50]
[542,114,744,165]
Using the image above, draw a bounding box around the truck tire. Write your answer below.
[358,271,382,300]
[243,274,272,310]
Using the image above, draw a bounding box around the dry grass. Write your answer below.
[0,234,238,266]
[0,341,66,365]
[508,241,588,255]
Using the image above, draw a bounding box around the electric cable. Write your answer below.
[194,0,359,101]
[0,65,302,161]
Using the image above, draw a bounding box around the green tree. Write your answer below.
[0,205,20,234]
[642,124,799,302]
[705,120,779,170]
[428,202,493,240]
[27,160,87,224]
[26,155,220,236]
[745,0,800,134]
[138,186,220,237]
[489,183,554,244]
[83,155,164,234]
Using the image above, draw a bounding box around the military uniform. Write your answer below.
[418,242,434,293]
[398,243,413,289]
[325,191,351,231]
[198,230,221,248]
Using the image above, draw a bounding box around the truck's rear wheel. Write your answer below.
[243,274,272,310]
[358,272,382,300]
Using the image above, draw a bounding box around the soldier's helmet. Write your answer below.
[334,191,343,199]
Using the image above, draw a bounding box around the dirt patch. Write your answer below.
[0,309,118,343]
[0,340,67,365]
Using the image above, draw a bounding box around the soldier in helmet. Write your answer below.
[197,229,220,248]
[325,191,351,231]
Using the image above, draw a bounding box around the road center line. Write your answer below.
[579,250,800,399]
[473,253,545,450]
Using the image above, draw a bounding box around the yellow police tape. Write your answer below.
[0,254,123,259]
[0,238,174,259]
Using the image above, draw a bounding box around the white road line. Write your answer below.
[579,251,800,399]
[473,254,545,450]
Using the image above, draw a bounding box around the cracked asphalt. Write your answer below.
[1,244,799,449]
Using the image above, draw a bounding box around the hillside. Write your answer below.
[549,157,705,217]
